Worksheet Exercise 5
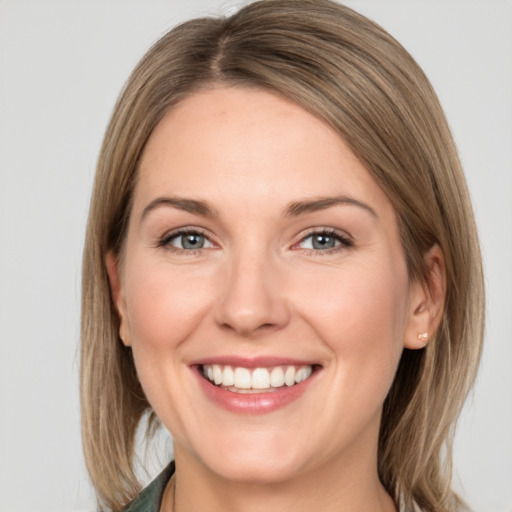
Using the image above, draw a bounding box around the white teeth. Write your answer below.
[202,364,314,391]
[285,366,295,386]
[213,365,223,385]
[270,367,285,387]
[295,366,312,383]
[223,365,234,386]
[233,367,252,389]
[251,368,270,389]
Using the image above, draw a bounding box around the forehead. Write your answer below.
[135,86,394,221]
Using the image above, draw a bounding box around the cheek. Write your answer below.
[297,258,409,382]
[123,257,214,353]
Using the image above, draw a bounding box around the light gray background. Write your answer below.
[0,1,511,511]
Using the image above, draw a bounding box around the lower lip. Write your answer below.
[193,366,319,414]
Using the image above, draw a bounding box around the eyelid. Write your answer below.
[292,227,354,253]
[155,226,353,254]
[156,226,218,252]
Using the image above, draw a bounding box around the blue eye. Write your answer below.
[163,230,213,251]
[298,230,352,251]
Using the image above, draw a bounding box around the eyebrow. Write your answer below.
[141,196,218,221]
[140,194,377,222]
[285,196,377,218]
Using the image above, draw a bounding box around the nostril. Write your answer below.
[213,271,291,336]
[218,320,278,336]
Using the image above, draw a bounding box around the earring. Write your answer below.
[417,332,428,342]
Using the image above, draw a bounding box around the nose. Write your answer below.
[214,248,291,337]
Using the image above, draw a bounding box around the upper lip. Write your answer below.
[189,356,320,368]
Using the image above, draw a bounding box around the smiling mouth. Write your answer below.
[201,364,316,394]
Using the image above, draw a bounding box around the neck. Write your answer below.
[165,446,396,512]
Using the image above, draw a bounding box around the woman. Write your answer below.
[80,1,484,511]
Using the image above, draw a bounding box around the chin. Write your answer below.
[184,430,310,485]
[207,454,305,485]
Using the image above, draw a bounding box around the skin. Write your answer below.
[107,86,445,512]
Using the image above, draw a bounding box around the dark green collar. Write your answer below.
[122,461,175,512]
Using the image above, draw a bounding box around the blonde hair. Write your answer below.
[81,1,484,510]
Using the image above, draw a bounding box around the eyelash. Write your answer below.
[156,228,353,255]
[157,228,214,255]
[295,229,353,255]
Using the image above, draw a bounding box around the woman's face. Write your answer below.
[109,87,426,484]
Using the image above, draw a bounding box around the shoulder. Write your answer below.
[122,461,175,512]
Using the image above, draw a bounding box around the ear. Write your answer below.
[404,244,446,349]
[105,251,131,347]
